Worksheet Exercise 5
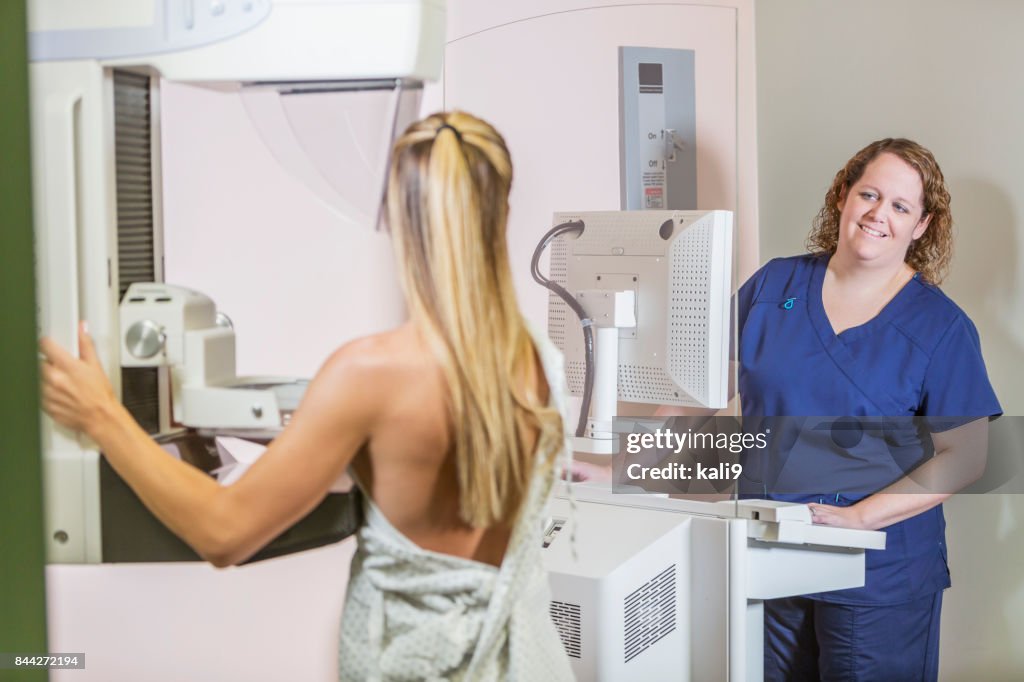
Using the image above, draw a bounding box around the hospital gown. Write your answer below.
[338,327,576,681]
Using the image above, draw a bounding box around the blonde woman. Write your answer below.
[40,111,576,681]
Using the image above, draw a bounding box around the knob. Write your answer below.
[125,320,166,359]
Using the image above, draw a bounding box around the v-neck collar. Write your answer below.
[808,255,919,345]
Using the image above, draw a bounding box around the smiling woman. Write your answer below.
[736,138,1001,681]
[808,138,954,285]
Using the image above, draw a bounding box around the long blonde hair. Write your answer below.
[385,111,564,528]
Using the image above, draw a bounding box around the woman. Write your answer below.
[40,111,576,681]
[737,138,1001,681]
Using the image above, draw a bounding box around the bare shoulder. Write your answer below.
[321,327,423,373]
[295,326,444,460]
[313,327,428,402]
[322,331,394,369]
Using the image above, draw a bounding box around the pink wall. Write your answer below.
[442,0,759,328]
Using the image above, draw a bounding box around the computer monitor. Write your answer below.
[546,210,733,409]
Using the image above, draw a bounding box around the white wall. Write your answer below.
[755,2,1024,678]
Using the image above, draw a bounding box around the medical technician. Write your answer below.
[40,111,575,681]
[737,138,1002,681]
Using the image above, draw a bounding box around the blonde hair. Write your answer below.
[806,138,954,284]
[385,111,564,528]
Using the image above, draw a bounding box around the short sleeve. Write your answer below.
[919,314,1002,431]
[735,262,770,336]
[732,264,767,362]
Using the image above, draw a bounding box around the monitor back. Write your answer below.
[547,210,733,408]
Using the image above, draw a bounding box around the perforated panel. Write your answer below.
[567,213,668,256]
[667,223,713,403]
[547,211,731,407]
[549,600,582,659]
[623,564,677,664]
[547,238,570,348]
[619,364,686,402]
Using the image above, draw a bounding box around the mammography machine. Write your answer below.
[29,0,445,564]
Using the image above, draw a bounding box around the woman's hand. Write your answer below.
[807,502,870,530]
[40,322,119,437]
[565,459,613,484]
[807,420,987,532]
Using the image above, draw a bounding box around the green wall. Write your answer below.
[0,1,48,679]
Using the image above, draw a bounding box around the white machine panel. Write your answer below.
[544,485,885,681]
[30,0,445,84]
[544,497,691,681]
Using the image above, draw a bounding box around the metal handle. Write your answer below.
[663,128,686,163]
[42,90,84,357]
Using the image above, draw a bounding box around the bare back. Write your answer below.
[346,322,549,566]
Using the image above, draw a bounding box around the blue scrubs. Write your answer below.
[736,254,1001,680]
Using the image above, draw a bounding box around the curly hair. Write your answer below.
[805,138,953,284]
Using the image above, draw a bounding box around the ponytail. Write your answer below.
[386,111,564,527]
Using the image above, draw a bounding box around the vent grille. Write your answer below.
[547,239,570,348]
[667,224,712,404]
[565,361,694,404]
[623,564,677,663]
[114,70,159,434]
[549,600,581,659]
[114,70,156,297]
[619,365,681,402]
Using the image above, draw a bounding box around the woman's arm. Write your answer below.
[808,418,989,530]
[41,323,380,566]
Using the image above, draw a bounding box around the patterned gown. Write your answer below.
[338,327,575,681]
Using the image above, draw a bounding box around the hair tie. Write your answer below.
[436,122,463,142]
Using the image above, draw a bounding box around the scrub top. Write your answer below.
[736,254,1002,605]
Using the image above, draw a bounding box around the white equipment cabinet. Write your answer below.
[543,485,885,681]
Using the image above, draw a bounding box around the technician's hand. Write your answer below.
[564,460,613,484]
[40,322,119,436]
[807,502,869,530]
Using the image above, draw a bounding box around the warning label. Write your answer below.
[644,185,665,209]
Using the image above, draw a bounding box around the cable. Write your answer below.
[530,220,596,438]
